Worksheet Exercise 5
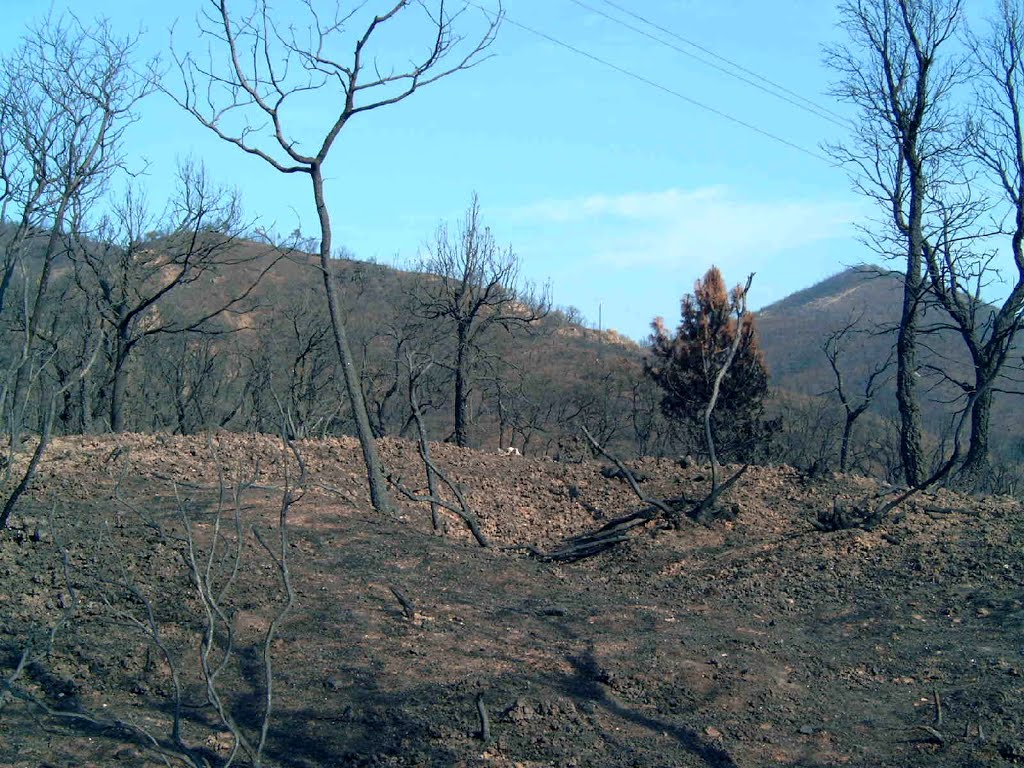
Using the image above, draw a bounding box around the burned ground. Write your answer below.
[1,433,1022,767]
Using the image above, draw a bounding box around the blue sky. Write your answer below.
[2,0,871,340]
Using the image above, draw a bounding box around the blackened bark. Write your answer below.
[840,412,856,472]
[312,167,394,515]
[958,385,993,486]
[896,270,925,486]
[109,325,131,433]
[453,321,470,448]
[10,209,69,448]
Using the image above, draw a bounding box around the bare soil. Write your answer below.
[2,433,1023,767]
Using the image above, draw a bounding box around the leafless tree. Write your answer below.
[702,274,754,494]
[389,350,490,546]
[0,336,100,529]
[931,0,1024,485]
[829,0,1024,490]
[356,297,432,440]
[822,315,894,471]
[71,160,279,432]
[628,377,668,457]
[0,14,153,451]
[9,451,301,766]
[498,370,564,455]
[769,392,843,472]
[417,193,549,447]
[48,284,102,434]
[170,0,503,514]
[146,331,252,435]
[826,0,969,486]
[271,309,340,438]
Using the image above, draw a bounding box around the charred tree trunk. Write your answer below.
[454,320,471,448]
[78,362,94,434]
[312,167,394,515]
[825,0,966,489]
[896,284,925,486]
[840,413,855,472]
[958,385,993,486]
[9,212,69,449]
[77,379,90,434]
[109,326,131,433]
[898,170,927,487]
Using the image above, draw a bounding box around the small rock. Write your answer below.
[799,725,817,735]
[506,698,537,723]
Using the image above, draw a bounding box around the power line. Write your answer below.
[566,0,851,130]
[593,0,853,128]
[472,5,836,165]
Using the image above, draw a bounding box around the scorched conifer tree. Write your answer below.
[647,266,772,463]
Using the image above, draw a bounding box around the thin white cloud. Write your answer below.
[507,187,726,223]
[503,186,863,274]
[491,186,868,339]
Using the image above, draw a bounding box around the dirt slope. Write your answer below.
[1,433,1022,767]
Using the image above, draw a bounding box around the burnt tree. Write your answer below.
[171,0,502,514]
[826,0,968,485]
[647,267,771,468]
[417,194,548,448]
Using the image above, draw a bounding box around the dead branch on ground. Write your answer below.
[389,585,416,621]
[522,427,748,562]
[815,382,987,532]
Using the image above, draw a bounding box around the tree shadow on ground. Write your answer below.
[7,664,461,768]
[552,649,739,768]
[235,664,461,767]
[258,703,459,768]
[185,645,462,767]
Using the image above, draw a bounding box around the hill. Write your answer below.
[758,265,902,386]
[115,250,1024,471]
[9,227,1022,478]
[757,265,1024,465]
[10,236,650,455]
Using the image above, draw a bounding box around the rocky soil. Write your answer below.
[1,432,1022,767]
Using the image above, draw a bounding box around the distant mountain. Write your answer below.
[758,265,904,393]
[756,265,1023,460]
